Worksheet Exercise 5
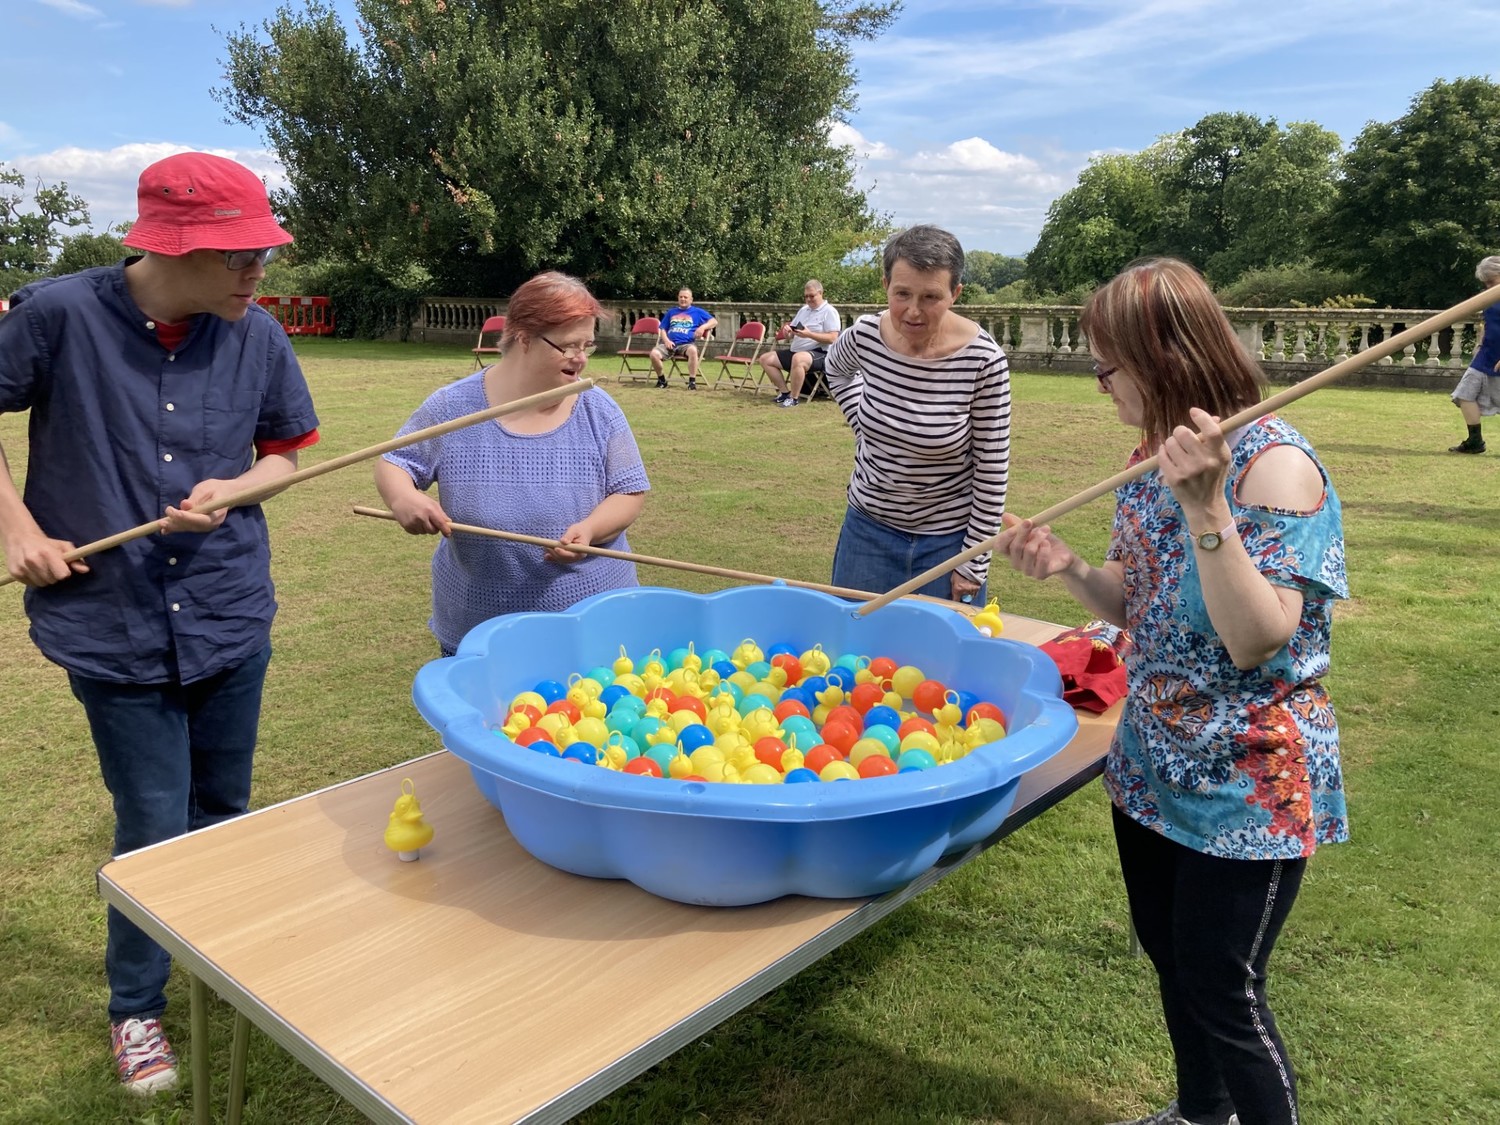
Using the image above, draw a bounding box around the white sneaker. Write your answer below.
[777,396,799,408]
[1107,1102,1238,1125]
[111,1017,178,1095]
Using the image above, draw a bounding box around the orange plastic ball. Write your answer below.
[773,699,811,722]
[514,727,555,747]
[669,695,707,721]
[753,737,789,770]
[770,653,804,686]
[623,757,663,777]
[912,679,950,716]
[857,754,900,778]
[819,720,859,754]
[545,699,581,723]
[646,686,676,706]
[825,704,865,732]
[850,682,886,714]
[508,703,542,726]
[897,716,938,740]
[966,701,1007,727]
[802,744,844,774]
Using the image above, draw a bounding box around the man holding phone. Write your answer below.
[760,279,841,407]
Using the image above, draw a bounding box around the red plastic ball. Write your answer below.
[753,737,789,770]
[850,682,886,714]
[912,679,950,716]
[773,699,811,723]
[645,686,676,706]
[669,695,707,721]
[623,757,663,777]
[514,727,555,748]
[866,656,898,688]
[825,704,864,733]
[544,699,581,723]
[856,754,899,778]
[508,703,542,726]
[802,744,844,774]
[819,720,859,754]
[966,701,1007,726]
[770,653,803,686]
[897,716,938,740]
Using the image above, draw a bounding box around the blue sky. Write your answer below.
[4,0,1499,255]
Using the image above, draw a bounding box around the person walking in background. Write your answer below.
[822,225,1010,604]
[649,287,717,390]
[0,152,320,1094]
[1000,258,1348,1125]
[376,271,649,655]
[1448,255,1500,453]
[761,278,841,407]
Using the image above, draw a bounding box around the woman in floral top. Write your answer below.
[1000,258,1347,1125]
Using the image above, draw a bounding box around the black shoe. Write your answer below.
[655,376,667,389]
[1449,438,1486,453]
[687,379,698,390]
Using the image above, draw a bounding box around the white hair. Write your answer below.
[1476,256,1500,284]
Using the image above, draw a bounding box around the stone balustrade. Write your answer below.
[397,297,1486,388]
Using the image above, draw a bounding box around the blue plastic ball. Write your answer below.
[777,686,814,711]
[700,649,731,670]
[533,679,567,704]
[586,665,616,688]
[954,690,980,724]
[599,685,632,711]
[783,767,822,783]
[764,643,798,660]
[824,666,855,690]
[676,723,716,754]
[799,675,829,699]
[711,659,739,681]
[529,740,562,758]
[562,744,603,765]
[863,704,902,731]
[632,716,666,743]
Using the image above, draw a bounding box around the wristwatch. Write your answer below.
[1194,518,1237,551]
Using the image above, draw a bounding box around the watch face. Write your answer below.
[1198,531,1223,550]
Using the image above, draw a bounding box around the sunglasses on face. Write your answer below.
[219,248,277,270]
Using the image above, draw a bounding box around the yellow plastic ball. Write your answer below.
[537,712,572,737]
[688,745,727,773]
[510,691,547,714]
[572,717,609,747]
[741,763,784,785]
[611,673,646,697]
[819,760,861,782]
[667,710,700,734]
[890,664,926,701]
[899,730,943,756]
[849,739,893,766]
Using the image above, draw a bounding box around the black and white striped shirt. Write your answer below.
[824,313,1011,582]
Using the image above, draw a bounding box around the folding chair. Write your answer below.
[471,315,506,370]
[710,321,767,389]
[755,323,794,396]
[615,317,660,382]
[666,330,713,388]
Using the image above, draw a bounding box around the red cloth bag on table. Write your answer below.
[1037,620,1132,714]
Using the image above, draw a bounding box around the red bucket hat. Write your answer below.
[123,152,293,256]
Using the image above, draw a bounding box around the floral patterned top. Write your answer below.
[1102,414,1350,860]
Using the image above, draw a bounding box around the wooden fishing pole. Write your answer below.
[857,285,1500,616]
[0,379,595,588]
[351,505,968,612]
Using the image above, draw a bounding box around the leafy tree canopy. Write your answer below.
[217,0,897,300]
[1,163,90,298]
[1317,77,1500,308]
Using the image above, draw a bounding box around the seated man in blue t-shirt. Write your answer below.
[650,287,717,389]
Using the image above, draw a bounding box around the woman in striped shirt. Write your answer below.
[823,225,1011,603]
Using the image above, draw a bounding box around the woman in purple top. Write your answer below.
[376,272,650,654]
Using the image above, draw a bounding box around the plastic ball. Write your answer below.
[699,648,730,670]
[750,679,784,701]
[536,712,572,738]
[711,660,739,682]
[849,738,893,766]
[669,695,708,721]
[572,717,610,747]
[623,757,662,777]
[510,690,547,714]
[857,754,900,779]
[798,646,832,676]
[832,653,868,673]
[631,715,666,744]
[586,665,615,688]
[912,679,950,715]
[688,743,727,772]
[819,719,860,755]
[753,737,789,770]
[954,690,981,724]
[561,744,603,765]
[897,716,937,740]
[727,670,758,692]
[968,716,1007,743]
[598,685,632,712]
[605,710,640,740]
[745,659,773,682]
[890,664,926,700]
[863,704,902,732]
[777,685,814,710]
[677,723,717,754]
[783,767,821,784]
[514,727,555,748]
[823,666,855,690]
[967,701,1008,727]
[896,747,937,771]
[611,672,646,697]
[866,656,898,687]
[779,715,820,750]
[528,740,562,758]
[545,699,581,724]
[859,724,901,754]
[738,693,775,715]
[741,762,784,785]
[643,744,678,776]
[606,733,642,760]
[898,730,942,756]
[770,653,803,686]
[819,760,860,782]
[533,679,568,705]
[773,698,811,723]
[849,682,885,714]
[802,744,844,774]
[508,701,542,725]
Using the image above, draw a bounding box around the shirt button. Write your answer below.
[145,321,156,330]
[163,453,173,462]
[168,557,178,566]
[171,603,181,612]
[168,355,176,363]
[166,403,175,411]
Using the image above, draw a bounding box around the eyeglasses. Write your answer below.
[1093,362,1118,391]
[220,248,277,270]
[540,336,598,359]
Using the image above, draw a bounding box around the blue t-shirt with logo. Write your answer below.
[661,305,713,346]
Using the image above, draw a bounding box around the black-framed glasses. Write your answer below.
[220,248,277,270]
[540,336,598,359]
[1093,362,1118,391]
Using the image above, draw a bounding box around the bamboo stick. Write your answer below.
[857,285,1500,616]
[0,379,595,588]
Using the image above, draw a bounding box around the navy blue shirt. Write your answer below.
[0,262,319,684]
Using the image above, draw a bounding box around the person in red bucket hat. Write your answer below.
[0,151,320,1095]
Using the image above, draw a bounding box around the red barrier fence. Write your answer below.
[255,295,334,336]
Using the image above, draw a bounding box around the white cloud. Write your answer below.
[828,122,896,162]
[35,0,105,19]
[2,144,286,231]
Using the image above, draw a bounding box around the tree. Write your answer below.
[1,163,90,297]
[217,0,896,300]
[962,250,1026,292]
[50,227,130,276]
[1156,111,1275,270]
[1317,77,1500,308]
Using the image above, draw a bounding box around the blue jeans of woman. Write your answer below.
[69,644,272,1023]
[830,504,986,604]
[1112,805,1306,1125]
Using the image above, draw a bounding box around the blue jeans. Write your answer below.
[830,505,988,604]
[69,644,272,1022]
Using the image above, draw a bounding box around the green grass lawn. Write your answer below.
[2,340,1497,1123]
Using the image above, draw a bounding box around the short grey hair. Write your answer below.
[882,225,965,292]
[1477,256,1500,284]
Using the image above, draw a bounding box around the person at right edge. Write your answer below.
[1448,254,1500,453]
[999,257,1348,1125]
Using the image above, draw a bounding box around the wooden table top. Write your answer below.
[99,613,1121,1124]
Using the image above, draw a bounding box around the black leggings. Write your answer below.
[1112,806,1306,1125]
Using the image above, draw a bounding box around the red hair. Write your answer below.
[502,271,603,350]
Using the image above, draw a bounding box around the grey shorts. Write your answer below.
[1452,366,1500,415]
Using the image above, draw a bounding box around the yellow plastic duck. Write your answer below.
[971,600,1005,638]
[384,778,434,862]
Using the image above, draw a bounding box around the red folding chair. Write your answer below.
[471,315,506,369]
[615,317,661,382]
[710,321,767,389]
